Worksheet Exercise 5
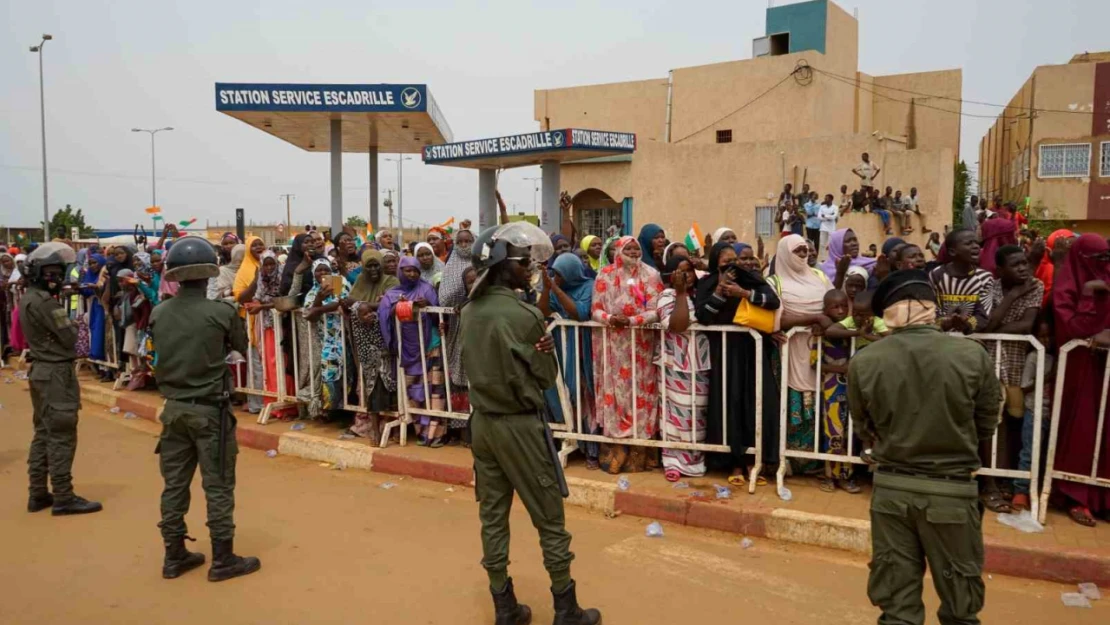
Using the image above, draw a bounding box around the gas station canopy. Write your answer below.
[216,83,453,152]
[215,82,454,239]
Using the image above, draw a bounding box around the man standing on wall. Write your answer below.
[804,191,823,254]
[852,152,880,194]
[848,270,999,625]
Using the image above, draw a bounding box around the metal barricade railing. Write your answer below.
[1038,338,1107,524]
[377,306,471,447]
[542,318,766,494]
[776,327,1045,519]
[234,309,298,424]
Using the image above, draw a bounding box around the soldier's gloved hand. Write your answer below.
[535,334,555,355]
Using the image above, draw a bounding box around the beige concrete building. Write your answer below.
[534,0,960,252]
[978,52,1110,235]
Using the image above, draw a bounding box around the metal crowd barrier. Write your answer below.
[542,318,766,494]
[1038,339,1108,524]
[776,327,1045,519]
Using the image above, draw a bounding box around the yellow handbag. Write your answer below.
[733,298,775,334]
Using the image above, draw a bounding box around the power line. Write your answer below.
[809,65,1094,117]
[672,63,810,143]
[814,68,1032,121]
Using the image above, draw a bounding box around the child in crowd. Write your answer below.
[811,290,862,494]
[826,291,890,349]
[1012,315,1055,512]
[897,244,927,271]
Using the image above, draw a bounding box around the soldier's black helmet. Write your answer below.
[164,236,220,283]
[25,241,77,283]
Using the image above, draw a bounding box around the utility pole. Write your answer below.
[525,176,542,215]
[383,189,395,230]
[279,193,295,232]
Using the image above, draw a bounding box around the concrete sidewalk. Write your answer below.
[68,373,1110,587]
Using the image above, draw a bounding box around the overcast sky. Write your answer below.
[2,0,1107,232]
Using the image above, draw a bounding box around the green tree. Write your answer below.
[952,160,970,227]
[49,204,96,239]
[345,215,367,228]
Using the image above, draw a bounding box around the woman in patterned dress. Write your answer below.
[301,259,351,419]
[657,256,711,480]
[590,236,663,474]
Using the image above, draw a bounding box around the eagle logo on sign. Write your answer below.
[400,87,421,109]
[553,131,565,147]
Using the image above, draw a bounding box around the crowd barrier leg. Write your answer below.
[259,310,297,425]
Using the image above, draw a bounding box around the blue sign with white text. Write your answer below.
[215,83,426,113]
[422,128,636,163]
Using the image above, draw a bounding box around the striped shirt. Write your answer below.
[928,265,994,333]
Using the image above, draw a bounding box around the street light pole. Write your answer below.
[385,155,412,247]
[132,127,174,229]
[29,34,52,240]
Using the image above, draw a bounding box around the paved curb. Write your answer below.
[73,379,1110,587]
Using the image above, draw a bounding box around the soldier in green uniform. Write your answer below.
[461,223,601,625]
[150,236,260,582]
[848,270,1000,625]
[22,242,103,516]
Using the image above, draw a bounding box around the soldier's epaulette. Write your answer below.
[216,300,238,313]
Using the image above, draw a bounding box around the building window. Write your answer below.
[716,129,732,144]
[755,206,776,238]
[1038,143,1091,178]
[1101,142,1110,178]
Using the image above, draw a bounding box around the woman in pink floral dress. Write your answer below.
[591,235,664,474]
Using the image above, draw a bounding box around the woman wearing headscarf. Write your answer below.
[591,236,664,474]
[380,256,444,445]
[0,252,14,357]
[281,233,309,296]
[345,249,400,442]
[599,236,620,268]
[769,234,832,477]
[539,252,598,467]
[298,259,351,419]
[218,232,240,265]
[549,233,573,263]
[105,243,137,370]
[711,228,737,246]
[695,241,781,486]
[580,235,603,272]
[79,253,109,363]
[979,215,1018,275]
[8,253,28,358]
[413,242,445,288]
[636,223,666,270]
[243,251,286,413]
[438,229,474,441]
[210,244,244,301]
[1035,228,1076,307]
[426,228,450,263]
[656,255,711,480]
[1051,234,1110,526]
[233,237,267,412]
[819,228,876,285]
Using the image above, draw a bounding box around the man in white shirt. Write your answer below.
[903,187,931,233]
[852,152,880,192]
[817,193,840,261]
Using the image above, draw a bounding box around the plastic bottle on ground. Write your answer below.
[617,476,630,491]
[777,485,793,501]
[645,521,664,538]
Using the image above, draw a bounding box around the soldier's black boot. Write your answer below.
[207,539,261,582]
[51,495,103,516]
[551,581,601,625]
[27,493,53,513]
[491,578,532,625]
[162,536,206,579]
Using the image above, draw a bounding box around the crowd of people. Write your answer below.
[7,192,1109,528]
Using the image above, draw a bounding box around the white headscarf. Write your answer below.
[774,234,829,392]
[711,228,735,245]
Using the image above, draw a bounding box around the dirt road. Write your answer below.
[0,382,1103,624]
